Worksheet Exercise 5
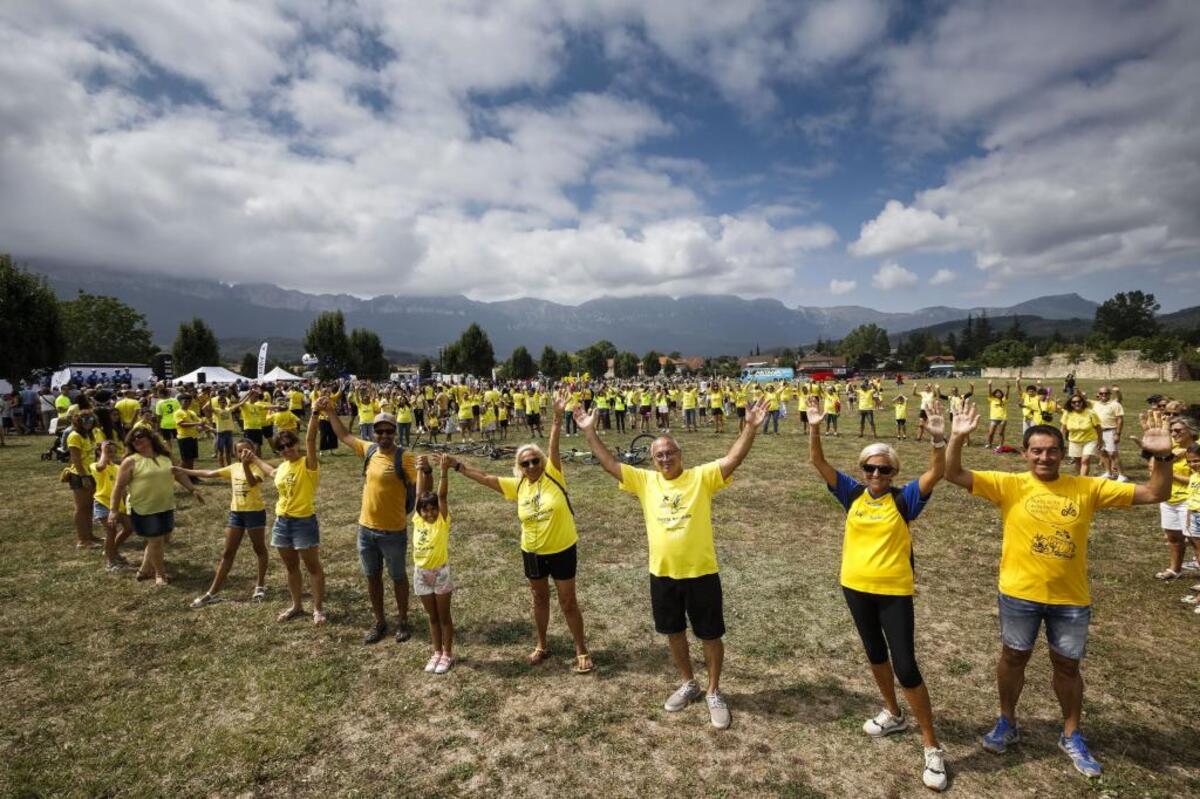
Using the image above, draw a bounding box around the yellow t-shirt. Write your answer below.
[55,395,71,418]
[358,398,380,425]
[212,406,235,433]
[218,463,266,512]
[525,393,542,415]
[1169,449,1191,505]
[351,438,417,531]
[709,390,723,408]
[498,461,577,555]
[66,428,105,476]
[273,457,320,518]
[1090,399,1124,429]
[833,475,927,595]
[269,411,299,432]
[857,389,876,411]
[114,398,141,425]
[413,511,451,570]
[1061,409,1100,443]
[396,405,414,424]
[619,461,731,579]
[239,400,264,430]
[1186,472,1200,512]
[174,409,200,439]
[823,393,839,414]
[971,471,1134,605]
[682,390,697,410]
[288,390,305,411]
[156,398,180,429]
[988,396,1007,421]
[89,462,126,513]
[893,398,907,420]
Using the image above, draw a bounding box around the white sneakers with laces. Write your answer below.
[923,747,948,791]
[863,708,908,737]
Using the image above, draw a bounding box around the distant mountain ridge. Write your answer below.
[33,262,1103,358]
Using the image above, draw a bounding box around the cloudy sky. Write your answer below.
[2,0,1197,310]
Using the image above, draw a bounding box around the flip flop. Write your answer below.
[528,647,548,666]
[276,607,306,623]
[573,653,594,674]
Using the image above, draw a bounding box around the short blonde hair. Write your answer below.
[513,443,548,477]
[858,442,900,473]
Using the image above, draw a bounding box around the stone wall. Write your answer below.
[983,350,1189,382]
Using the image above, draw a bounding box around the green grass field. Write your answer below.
[2,379,1198,798]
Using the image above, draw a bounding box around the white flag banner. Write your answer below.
[257,342,269,379]
[51,367,73,389]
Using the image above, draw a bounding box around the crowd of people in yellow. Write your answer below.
[42,368,1199,791]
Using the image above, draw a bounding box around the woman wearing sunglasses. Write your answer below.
[805,395,949,792]
[65,408,107,549]
[442,389,593,674]
[1059,394,1103,477]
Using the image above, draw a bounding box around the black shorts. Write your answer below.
[67,472,96,492]
[650,572,725,640]
[160,427,177,440]
[262,425,274,441]
[919,410,928,421]
[527,412,541,426]
[859,410,874,419]
[292,409,305,422]
[178,437,199,460]
[522,544,577,581]
[736,407,746,418]
[244,429,263,445]
[711,407,723,417]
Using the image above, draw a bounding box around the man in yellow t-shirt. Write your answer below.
[856,381,878,438]
[324,406,418,644]
[173,394,205,469]
[1089,387,1126,481]
[573,394,771,731]
[113,391,141,438]
[945,403,1174,774]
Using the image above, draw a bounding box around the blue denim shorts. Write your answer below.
[998,592,1091,660]
[215,431,234,451]
[93,500,110,521]
[358,525,408,580]
[271,514,320,549]
[228,510,267,530]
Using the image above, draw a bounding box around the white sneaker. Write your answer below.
[923,747,948,791]
[706,691,731,729]
[1098,472,1111,480]
[424,653,442,673]
[189,593,222,609]
[1115,474,1131,483]
[863,708,908,737]
[1182,559,1200,571]
[664,680,703,712]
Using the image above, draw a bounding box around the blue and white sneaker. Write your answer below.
[1059,731,1102,777]
[981,716,1020,753]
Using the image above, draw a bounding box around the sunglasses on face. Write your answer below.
[519,458,541,468]
[374,427,396,436]
[863,464,894,476]
[280,440,298,449]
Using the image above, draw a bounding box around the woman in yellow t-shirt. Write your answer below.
[985,381,1011,449]
[441,390,593,674]
[1059,395,1102,476]
[1156,418,1197,580]
[413,454,456,674]
[175,439,272,608]
[262,406,326,624]
[806,395,950,791]
[65,408,107,549]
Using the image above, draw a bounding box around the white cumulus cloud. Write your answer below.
[829,278,857,295]
[871,261,918,290]
[929,268,956,285]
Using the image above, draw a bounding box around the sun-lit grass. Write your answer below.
[1,379,1197,797]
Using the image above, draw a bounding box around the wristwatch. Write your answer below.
[1141,449,1175,462]
[931,439,946,449]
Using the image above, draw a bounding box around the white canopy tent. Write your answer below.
[173,366,243,384]
[261,366,304,382]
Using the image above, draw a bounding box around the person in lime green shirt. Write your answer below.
[572,396,770,731]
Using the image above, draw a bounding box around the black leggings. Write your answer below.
[842,586,923,688]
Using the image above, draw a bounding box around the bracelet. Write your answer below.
[930,439,946,449]
[1141,449,1176,462]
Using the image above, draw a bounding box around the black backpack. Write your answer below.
[363,443,416,514]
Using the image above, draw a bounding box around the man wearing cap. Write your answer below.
[322,402,419,644]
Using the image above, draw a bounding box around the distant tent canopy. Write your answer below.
[261,366,304,382]
[173,366,242,384]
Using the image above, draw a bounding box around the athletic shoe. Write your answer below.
[1180,594,1199,605]
[1182,559,1200,571]
[922,747,948,792]
[863,708,907,737]
[1059,731,1102,777]
[363,622,387,645]
[424,653,441,673]
[982,716,1020,753]
[434,654,455,674]
[251,585,267,601]
[706,691,731,729]
[1097,472,1111,480]
[1115,474,1131,483]
[664,680,703,712]
[190,593,222,609]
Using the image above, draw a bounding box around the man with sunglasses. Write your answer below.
[1090,386,1126,481]
[945,403,1173,778]
[573,396,770,730]
[323,404,418,644]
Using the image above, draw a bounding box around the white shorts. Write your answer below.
[1160,501,1187,532]
[1101,428,1119,453]
[413,563,455,596]
[1068,440,1098,459]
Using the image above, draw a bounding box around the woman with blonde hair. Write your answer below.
[442,390,593,673]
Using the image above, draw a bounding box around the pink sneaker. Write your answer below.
[424,653,441,673]
[434,654,455,674]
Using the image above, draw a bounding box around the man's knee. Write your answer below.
[1048,649,1081,677]
[1000,645,1033,668]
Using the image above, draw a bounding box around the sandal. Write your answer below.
[312,610,327,625]
[251,585,267,601]
[276,607,306,623]
[528,647,548,666]
[1155,569,1183,580]
[573,653,595,674]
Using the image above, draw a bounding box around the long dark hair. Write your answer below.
[124,426,171,458]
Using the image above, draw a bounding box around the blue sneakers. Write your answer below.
[1059,731,1102,777]
[981,716,1020,753]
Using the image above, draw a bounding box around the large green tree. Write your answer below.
[171,317,220,375]
[642,350,662,377]
[1094,291,1160,341]
[980,339,1033,368]
[838,323,891,368]
[509,346,536,380]
[577,343,609,378]
[445,323,495,377]
[0,254,66,385]
[60,290,156,363]
[613,351,640,378]
[348,328,389,380]
[303,310,352,380]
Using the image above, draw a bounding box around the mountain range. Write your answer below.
[33,262,1104,359]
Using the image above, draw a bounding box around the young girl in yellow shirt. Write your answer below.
[414,454,456,673]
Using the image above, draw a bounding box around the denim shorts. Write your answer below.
[998,592,1091,660]
[215,431,234,450]
[1187,510,1200,539]
[93,500,110,521]
[358,525,408,579]
[228,509,267,530]
[271,514,320,549]
[131,509,175,539]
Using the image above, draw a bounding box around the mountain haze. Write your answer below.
[33,263,1101,358]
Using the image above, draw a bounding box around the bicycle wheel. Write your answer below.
[619,433,655,465]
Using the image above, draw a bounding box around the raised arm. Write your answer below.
[172,464,204,503]
[549,389,567,473]
[1132,413,1174,505]
[574,406,622,480]
[963,382,975,400]
[251,452,276,478]
[945,401,979,490]
[436,455,449,520]
[318,395,358,448]
[440,453,503,494]
[304,408,320,470]
[172,466,221,480]
[806,397,837,487]
[719,397,767,480]
[918,402,947,495]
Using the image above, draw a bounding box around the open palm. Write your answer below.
[805,396,825,425]
[951,402,979,435]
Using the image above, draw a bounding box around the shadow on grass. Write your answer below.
[728,678,879,723]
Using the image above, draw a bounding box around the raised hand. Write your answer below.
[552,389,569,416]
[805,396,825,426]
[744,397,769,428]
[951,401,979,435]
[239,448,255,465]
[572,405,597,431]
[416,454,430,472]
[440,453,458,471]
[925,400,946,439]
[1135,411,1172,455]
